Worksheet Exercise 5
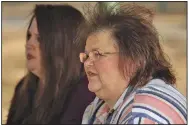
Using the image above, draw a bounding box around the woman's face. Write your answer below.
[84,30,128,100]
[25,17,42,78]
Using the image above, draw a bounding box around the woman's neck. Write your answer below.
[105,86,127,110]
[105,99,118,110]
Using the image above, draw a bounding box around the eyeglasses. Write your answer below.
[79,50,118,63]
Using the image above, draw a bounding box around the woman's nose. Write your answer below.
[25,37,38,50]
[25,43,35,50]
[84,57,94,67]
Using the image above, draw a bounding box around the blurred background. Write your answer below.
[2,2,187,123]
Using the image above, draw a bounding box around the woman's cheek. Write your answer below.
[94,57,119,76]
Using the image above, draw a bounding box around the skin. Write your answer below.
[25,18,44,82]
[84,30,129,109]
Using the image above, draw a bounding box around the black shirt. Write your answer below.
[6,76,95,124]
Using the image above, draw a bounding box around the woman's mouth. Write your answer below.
[27,53,35,60]
[87,71,98,77]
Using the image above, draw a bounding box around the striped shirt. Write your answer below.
[82,79,187,124]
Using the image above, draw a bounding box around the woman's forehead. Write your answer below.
[85,30,118,52]
[29,17,38,34]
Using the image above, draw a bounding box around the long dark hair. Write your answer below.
[7,4,86,124]
[81,3,176,87]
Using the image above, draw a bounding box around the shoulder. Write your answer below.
[6,77,26,124]
[10,77,26,101]
[15,77,25,93]
[60,76,95,123]
[66,76,95,114]
[82,97,100,124]
[134,79,186,111]
[125,79,186,124]
[9,76,27,106]
[82,101,94,124]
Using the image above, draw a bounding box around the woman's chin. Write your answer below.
[28,68,39,77]
[88,82,101,93]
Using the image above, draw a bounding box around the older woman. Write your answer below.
[79,3,186,124]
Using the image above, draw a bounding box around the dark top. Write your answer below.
[6,76,95,124]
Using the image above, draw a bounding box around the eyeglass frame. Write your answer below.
[79,50,119,63]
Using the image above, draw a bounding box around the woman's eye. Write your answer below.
[27,33,31,40]
[37,36,40,42]
[98,53,104,56]
[94,51,104,56]
[36,35,41,43]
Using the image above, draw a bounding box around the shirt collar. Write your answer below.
[95,86,132,123]
[112,86,129,110]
